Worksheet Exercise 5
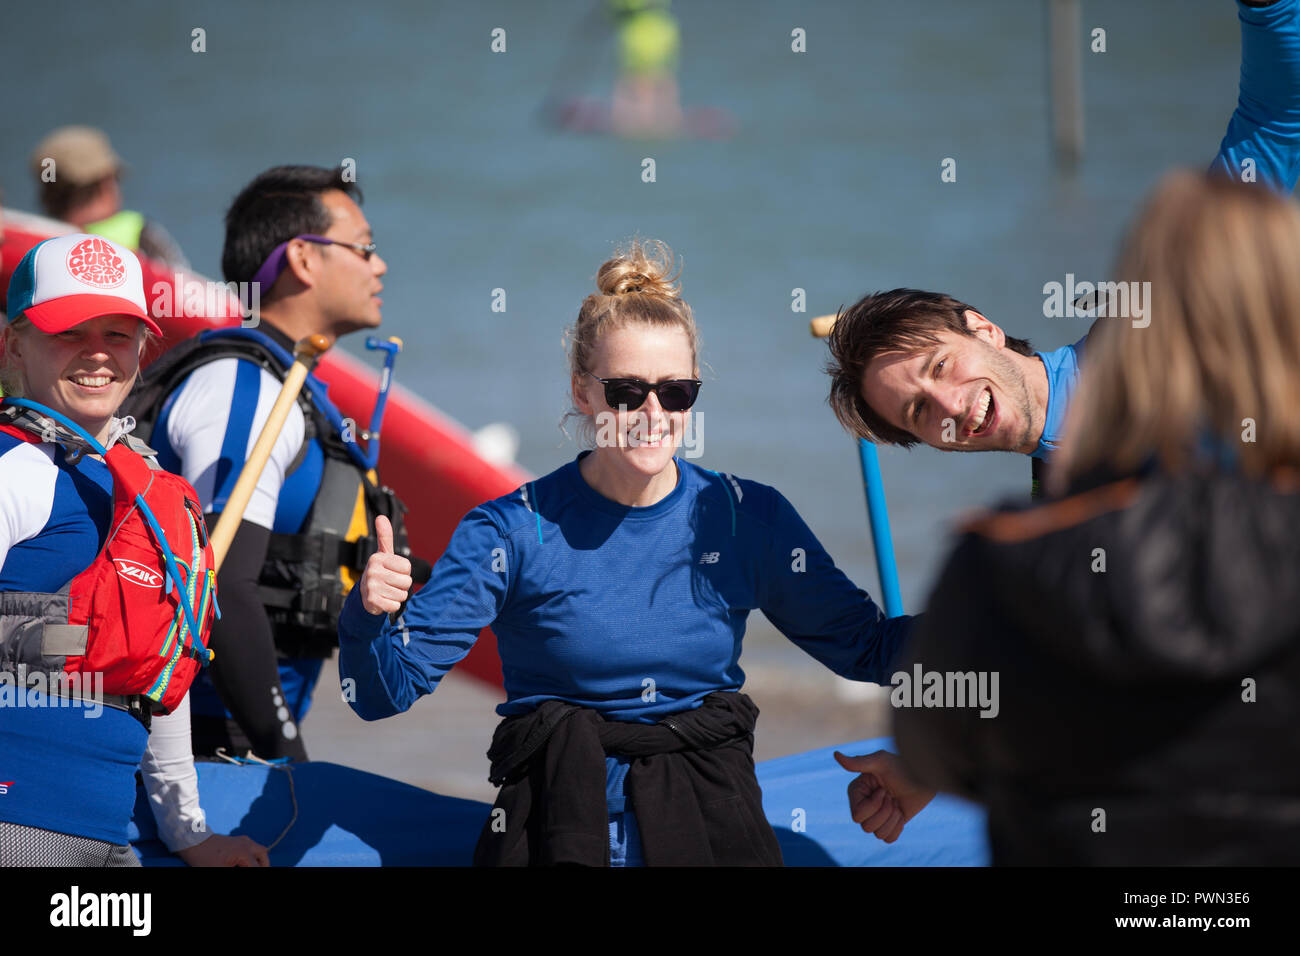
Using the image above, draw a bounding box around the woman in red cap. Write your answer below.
[0,234,267,866]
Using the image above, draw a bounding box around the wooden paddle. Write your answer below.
[810,314,838,338]
[209,334,332,571]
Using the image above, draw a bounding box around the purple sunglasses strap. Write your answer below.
[250,234,334,292]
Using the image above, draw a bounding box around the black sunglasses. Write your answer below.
[587,373,702,412]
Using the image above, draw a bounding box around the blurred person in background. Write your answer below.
[609,0,683,137]
[845,171,1300,864]
[30,126,189,270]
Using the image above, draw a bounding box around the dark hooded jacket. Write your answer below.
[894,467,1300,865]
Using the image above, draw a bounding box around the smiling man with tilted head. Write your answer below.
[825,0,1300,497]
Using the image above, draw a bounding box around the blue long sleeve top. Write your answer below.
[338,454,910,726]
[1210,0,1300,190]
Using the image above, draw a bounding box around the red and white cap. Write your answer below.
[6,233,162,335]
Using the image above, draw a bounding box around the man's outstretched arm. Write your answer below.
[1211,0,1300,192]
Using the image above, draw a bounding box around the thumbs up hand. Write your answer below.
[833,750,936,844]
[359,514,413,616]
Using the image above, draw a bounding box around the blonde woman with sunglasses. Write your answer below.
[339,239,914,866]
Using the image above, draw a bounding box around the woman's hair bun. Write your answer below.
[596,238,680,299]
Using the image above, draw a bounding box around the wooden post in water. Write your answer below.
[1048,0,1084,168]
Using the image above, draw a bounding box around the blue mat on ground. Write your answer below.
[129,762,487,866]
[758,737,988,866]
[131,737,988,866]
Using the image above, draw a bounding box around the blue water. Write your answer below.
[1,0,1246,664]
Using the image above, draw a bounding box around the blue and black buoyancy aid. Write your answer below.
[120,326,428,657]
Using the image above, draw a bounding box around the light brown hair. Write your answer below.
[1058,170,1300,487]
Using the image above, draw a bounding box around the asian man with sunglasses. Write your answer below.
[121,164,420,763]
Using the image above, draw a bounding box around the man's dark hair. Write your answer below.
[221,165,362,288]
[825,288,1035,447]
[39,176,112,221]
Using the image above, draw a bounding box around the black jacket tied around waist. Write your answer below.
[473,691,783,866]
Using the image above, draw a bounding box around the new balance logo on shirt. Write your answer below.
[699,552,720,564]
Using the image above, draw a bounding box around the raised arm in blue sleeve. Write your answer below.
[757,489,914,685]
[1210,0,1300,192]
[337,508,511,720]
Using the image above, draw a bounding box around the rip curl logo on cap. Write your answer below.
[66,237,127,290]
[114,559,164,589]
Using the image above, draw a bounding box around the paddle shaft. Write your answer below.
[810,314,837,338]
[807,310,905,612]
[209,334,331,571]
[858,439,904,616]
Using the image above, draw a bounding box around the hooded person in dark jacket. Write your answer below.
[843,170,1300,864]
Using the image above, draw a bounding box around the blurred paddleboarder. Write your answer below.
[610,0,684,137]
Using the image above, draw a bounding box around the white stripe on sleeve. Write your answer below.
[0,442,59,571]
[164,357,306,530]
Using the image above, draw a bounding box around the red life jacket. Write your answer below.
[0,420,216,714]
